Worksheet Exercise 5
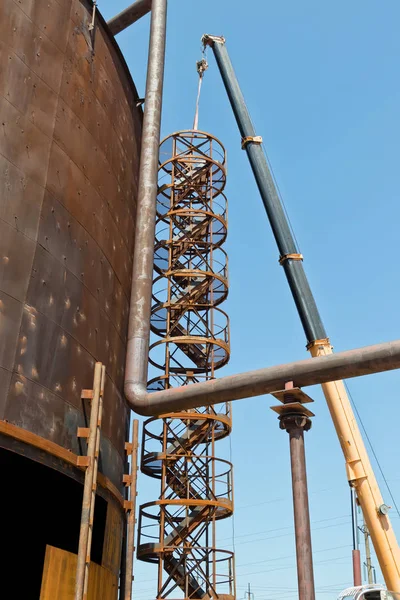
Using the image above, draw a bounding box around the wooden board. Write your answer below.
[102,499,124,577]
[40,545,118,600]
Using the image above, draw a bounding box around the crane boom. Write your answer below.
[203,33,400,591]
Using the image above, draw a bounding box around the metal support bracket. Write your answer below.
[241,135,263,149]
[202,34,226,47]
[279,253,304,265]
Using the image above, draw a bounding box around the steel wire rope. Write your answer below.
[344,381,400,519]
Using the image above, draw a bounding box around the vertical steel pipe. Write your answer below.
[124,0,167,407]
[285,417,315,600]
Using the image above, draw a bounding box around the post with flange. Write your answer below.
[271,382,316,600]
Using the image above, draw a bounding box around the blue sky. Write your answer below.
[102,1,400,597]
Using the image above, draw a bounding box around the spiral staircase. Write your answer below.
[137,131,236,600]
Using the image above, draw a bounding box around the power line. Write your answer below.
[132,543,352,593]
[345,381,400,518]
[235,486,337,511]
[220,517,351,549]
[236,544,351,569]
[219,513,350,542]
[234,555,350,579]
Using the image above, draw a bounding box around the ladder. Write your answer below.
[75,362,105,600]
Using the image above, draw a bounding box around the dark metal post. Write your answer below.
[273,383,316,600]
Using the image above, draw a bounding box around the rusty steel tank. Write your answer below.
[0,0,141,596]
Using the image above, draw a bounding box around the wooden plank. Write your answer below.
[40,545,118,600]
[77,427,90,438]
[102,500,124,577]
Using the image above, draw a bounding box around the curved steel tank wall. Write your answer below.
[0,0,141,490]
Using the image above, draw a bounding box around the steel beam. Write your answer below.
[108,0,152,35]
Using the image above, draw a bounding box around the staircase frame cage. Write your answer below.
[137,130,236,600]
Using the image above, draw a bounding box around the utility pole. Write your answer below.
[245,583,254,600]
[351,487,362,586]
[363,521,375,585]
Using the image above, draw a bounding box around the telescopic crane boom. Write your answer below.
[202,33,400,591]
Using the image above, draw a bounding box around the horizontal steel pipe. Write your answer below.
[108,0,152,35]
[125,339,400,415]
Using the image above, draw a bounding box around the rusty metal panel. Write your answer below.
[27,245,100,357]
[0,154,44,240]
[6,373,85,455]
[0,0,142,490]
[0,219,36,302]
[0,290,23,371]
[0,367,12,420]
[13,0,71,53]
[27,245,126,384]
[37,191,132,325]
[46,129,133,257]
[38,191,101,297]
[52,98,135,294]
[14,305,96,408]
[59,45,114,163]
[44,146,131,339]
[99,434,125,497]
[0,96,51,188]
[101,377,127,458]
[0,40,58,139]
[0,0,66,93]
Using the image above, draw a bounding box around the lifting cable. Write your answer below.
[193,55,208,131]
